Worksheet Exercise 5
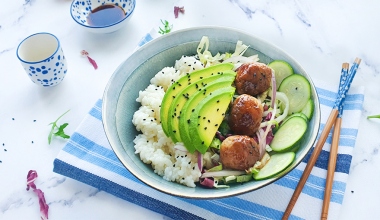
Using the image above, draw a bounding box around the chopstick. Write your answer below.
[321,63,349,219]
[282,58,361,220]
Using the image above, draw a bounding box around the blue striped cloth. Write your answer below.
[53,33,365,220]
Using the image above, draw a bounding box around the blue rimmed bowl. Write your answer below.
[102,27,321,199]
[70,0,135,34]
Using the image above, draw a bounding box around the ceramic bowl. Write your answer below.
[102,26,321,199]
[70,0,135,34]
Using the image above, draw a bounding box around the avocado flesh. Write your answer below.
[160,63,234,137]
[167,73,236,143]
[179,80,236,153]
[188,87,235,154]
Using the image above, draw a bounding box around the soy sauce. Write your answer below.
[87,4,126,27]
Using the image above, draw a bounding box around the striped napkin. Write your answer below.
[53,33,365,220]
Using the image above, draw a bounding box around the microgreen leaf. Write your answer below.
[368,114,380,119]
[158,19,173,35]
[48,110,70,144]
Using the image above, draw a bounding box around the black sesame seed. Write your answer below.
[215,124,218,126]
[143,119,146,121]
[173,164,175,167]
[187,119,191,124]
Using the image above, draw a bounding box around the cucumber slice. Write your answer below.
[236,174,253,183]
[253,152,295,180]
[281,112,308,126]
[268,60,294,90]
[278,74,311,115]
[270,116,308,152]
[301,99,314,120]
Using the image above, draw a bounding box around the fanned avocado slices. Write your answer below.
[167,72,236,143]
[188,87,235,154]
[160,63,234,137]
[179,79,236,153]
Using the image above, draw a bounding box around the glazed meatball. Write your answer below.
[235,62,273,96]
[220,135,261,171]
[229,94,263,136]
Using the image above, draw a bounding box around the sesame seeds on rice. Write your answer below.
[132,55,204,187]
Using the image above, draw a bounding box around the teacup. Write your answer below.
[16,32,68,87]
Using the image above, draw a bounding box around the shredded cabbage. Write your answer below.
[196,36,259,69]
[260,92,289,128]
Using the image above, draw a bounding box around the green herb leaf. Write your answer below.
[158,19,173,35]
[367,114,380,119]
[48,110,70,144]
[54,123,71,139]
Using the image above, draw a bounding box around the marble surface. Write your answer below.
[1,0,379,219]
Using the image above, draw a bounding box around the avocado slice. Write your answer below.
[188,87,235,154]
[160,63,234,137]
[167,71,236,143]
[179,81,236,153]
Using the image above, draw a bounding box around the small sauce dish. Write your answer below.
[70,0,136,34]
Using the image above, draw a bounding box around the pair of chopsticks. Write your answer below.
[282,58,361,220]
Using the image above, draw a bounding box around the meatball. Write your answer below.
[229,94,263,136]
[220,135,261,171]
[235,62,273,96]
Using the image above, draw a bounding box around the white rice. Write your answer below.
[132,55,205,187]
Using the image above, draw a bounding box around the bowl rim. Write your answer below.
[102,26,321,199]
[70,0,136,29]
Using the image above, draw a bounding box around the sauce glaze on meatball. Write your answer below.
[235,62,273,96]
[229,94,263,136]
[220,135,262,171]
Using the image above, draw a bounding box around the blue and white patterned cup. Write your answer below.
[16,32,68,87]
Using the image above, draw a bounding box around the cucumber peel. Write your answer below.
[278,74,311,115]
[268,60,294,90]
[253,152,295,180]
[301,99,314,120]
[270,116,308,152]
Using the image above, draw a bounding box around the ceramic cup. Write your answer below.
[16,32,68,87]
